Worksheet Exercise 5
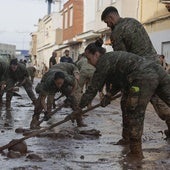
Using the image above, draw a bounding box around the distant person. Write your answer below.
[49,51,57,68]
[60,50,73,63]
[159,54,168,70]
[19,59,26,66]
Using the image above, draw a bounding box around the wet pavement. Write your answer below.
[0,78,170,170]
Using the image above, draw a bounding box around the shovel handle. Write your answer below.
[0,93,121,152]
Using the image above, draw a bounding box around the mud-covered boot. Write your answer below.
[0,97,3,106]
[76,116,87,127]
[32,99,37,106]
[165,120,170,139]
[116,128,130,145]
[164,130,170,139]
[6,100,11,109]
[127,141,144,159]
[30,114,40,129]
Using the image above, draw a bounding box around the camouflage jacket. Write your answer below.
[27,66,36,77]
[111,18,157,60]
[76,57,95,74]
[0,62,9,83]
[7,63,29,82]
[51,62,79,75]
[36,69,75,96]
[79,51,164,108]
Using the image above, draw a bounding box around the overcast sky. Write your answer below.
[0,0,60,50]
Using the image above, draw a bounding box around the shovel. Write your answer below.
[36,103,65,127]
[0,93,121,152]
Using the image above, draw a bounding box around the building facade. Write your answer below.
[0,43,16,62]
[140,0,170,63]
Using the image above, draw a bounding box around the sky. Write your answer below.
[0,0,60,50]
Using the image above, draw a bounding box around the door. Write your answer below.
[162,41,170,64]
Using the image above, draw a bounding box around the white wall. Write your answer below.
[149,29,170,63]
[149,29,170,53]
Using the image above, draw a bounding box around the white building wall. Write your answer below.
[149,29,170,63]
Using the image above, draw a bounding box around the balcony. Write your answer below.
[161,0,170,12]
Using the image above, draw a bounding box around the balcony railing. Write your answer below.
[161,0,170,3]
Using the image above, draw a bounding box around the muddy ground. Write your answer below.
[0,78,170,170]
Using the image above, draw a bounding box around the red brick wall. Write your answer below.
[63,0,83,41]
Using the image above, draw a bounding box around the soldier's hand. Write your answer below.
[43,111,51,121]
[66,108,82,122]
[101,95,111,107]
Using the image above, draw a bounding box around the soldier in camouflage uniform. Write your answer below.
[27,66,36,83]
[101,6,170,143]
[51,62,82,103]
[72,41,170,158]
[76,54,95,91]
[5,59,36,108]
[30,63,86,129]
[0,61,9,105]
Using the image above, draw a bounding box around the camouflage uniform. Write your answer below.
[110,17,170,143]
[76,57,95,92]
[79,51,170,155]
[27,66,36,83]
[51,63,81,102]
[30,63,84,129]
[0,62,9,103]
[5,63,36,107]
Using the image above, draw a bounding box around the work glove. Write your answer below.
[43,111,51,121]
[100,95,111,107]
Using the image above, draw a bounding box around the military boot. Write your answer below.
[6,100,11,109]
[164,120,170,138]
[127,140,144,159]
[32,99,37,106]
[30,114,40,129]
[0,96,3,106]
[76,116,87,127]
[116,128,130,145]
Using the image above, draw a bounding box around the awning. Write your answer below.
[76,30,100,41]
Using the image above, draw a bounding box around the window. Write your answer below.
[69,7,73,27]
[97,0,103,10]
[64,11,68,29]
[111,0,116,4]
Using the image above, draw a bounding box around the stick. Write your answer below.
[13,92,22,98]
[0,103,99,152]
[36,103,65,126]
[0,93,121,152]
[54,94,64,101]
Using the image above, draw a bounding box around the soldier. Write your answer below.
[76,53,96,108]
[5,59,37,108]
[27,66,36,83]
[72,40,170,158]
[30,63,86,129]
[101,6,170,144]
[0,61,9,105]
[51,62,82,101]
[76,53,95,92]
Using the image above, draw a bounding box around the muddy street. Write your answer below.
[0,78,170,170]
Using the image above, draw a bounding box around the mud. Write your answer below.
[0,78,170,169]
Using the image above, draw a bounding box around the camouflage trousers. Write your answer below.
[33,94,54,116]
[6,78,36,104]
[121,74,170,145]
